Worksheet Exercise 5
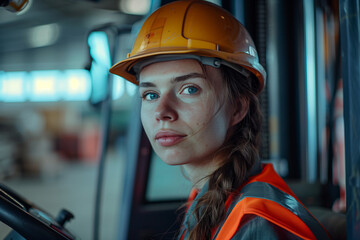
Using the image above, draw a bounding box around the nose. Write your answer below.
[154,93,178,122]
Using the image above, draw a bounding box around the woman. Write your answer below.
[110,1,329,239]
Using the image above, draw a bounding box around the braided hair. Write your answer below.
[187,65,263,239]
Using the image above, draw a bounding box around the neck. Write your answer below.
[183,158,220,190]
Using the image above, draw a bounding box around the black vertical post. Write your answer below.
[339,0,360,239]
[242,0,269,161]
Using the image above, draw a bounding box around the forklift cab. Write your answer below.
[0,0,356,239]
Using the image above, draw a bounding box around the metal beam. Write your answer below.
[339,0,360,239]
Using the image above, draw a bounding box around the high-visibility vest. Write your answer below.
[181,164,330,240]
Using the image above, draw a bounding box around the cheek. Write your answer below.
[184,98,226,134]
[207,114,229,139]
[181,102,213,131]
[195,97,221,125]
[196,98,231,139]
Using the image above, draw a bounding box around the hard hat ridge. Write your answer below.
[109,0,266,94]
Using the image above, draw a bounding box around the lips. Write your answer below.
[155,130,187,147]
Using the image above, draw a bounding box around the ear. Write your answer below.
[230,97,249,127]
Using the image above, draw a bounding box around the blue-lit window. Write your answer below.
[303,0,317,182]
[146,152,192,201]
[0,70,92,102]
[62,69,91,101]
[29,70,61,102]
[88,31,112,105]
[113,75,125,100]
[126,81,137,96]
[0,72,28,102]
[0,69,131,102]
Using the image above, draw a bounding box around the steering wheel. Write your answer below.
[0,183,77,240]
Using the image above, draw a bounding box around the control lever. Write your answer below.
[56,209,74,227]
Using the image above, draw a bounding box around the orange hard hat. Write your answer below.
[109,0,266,94]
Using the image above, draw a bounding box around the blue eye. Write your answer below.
[183,86,199,95]
[143,92,159,101]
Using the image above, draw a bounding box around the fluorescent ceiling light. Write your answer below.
[120,0,151,15]
[27,23,60,48]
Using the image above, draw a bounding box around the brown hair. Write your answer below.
[187,65,263,239]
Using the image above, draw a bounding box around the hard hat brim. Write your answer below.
[109,48,266,94]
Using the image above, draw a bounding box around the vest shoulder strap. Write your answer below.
[214,181,330,240]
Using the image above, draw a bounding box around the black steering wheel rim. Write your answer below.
[0,184,71,240]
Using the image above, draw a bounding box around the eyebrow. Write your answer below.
[139,72,206,88]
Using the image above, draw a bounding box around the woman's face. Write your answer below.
[139,59,236,169]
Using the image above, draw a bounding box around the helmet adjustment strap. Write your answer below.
[133,54,251,80]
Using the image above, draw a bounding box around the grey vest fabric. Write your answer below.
[179,181,329,240]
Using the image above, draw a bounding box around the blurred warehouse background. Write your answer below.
[0,0,351,239]
[0,0,148,239]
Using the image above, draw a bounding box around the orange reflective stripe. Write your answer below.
[213,165,329,240]
[244,198,316,239]
[188,188,198,202]
[179,230,185,240]
[215,198,316,240]
[247,164,296,197]
[183,164,328,240]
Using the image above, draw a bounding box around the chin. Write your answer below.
[158,155,186,166]
[153,149,187,166]
[151,145,175,162]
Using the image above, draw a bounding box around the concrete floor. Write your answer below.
[0,151,124,240]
